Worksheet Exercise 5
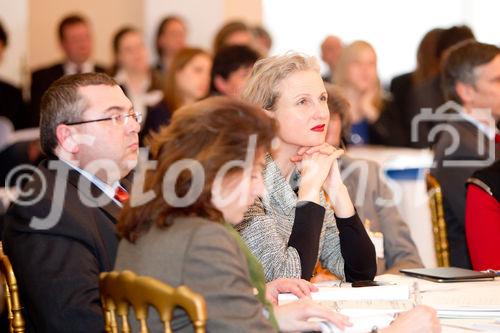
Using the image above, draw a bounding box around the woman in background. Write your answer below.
[154,15,188,75]
[141,47,212,142]
[334,41,406,146]
[111,27,163,127]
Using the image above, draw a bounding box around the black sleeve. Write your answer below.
[337,213,377,281]
[288,201,325,280]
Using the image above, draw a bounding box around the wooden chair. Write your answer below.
[425,173,450,267]
[99,270,207,333]
[0,242,25,333]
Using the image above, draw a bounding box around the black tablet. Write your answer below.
[399,267,496,283]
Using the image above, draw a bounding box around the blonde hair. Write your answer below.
[241,52,320,111]
[333,40,384,111]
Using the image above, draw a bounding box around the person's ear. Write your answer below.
[214,75,229,95]
[455,81,475,106]
[55,124,79,154]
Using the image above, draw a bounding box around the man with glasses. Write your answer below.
[2,73,140,332]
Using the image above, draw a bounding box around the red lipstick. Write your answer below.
[310,124,325,132]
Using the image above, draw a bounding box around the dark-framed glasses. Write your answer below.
[64,112,143,126]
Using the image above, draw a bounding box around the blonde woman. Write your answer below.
[334,41,406,146]
[238,53,377,283]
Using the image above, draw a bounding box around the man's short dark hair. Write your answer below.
[210,45,260,94]
[0,20,7,47]
[40,73,117,156]
[58,14,87,42]
[441,40,500,104]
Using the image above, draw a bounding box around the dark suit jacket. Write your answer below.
[389,72,417,147]
[29,63,106,127]
[431,118,499,268]
[2,159,124,332]
[0,79,27,129]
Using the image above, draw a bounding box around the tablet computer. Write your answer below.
[399,267,496,283]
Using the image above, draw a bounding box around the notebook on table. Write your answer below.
[400,267,496,283]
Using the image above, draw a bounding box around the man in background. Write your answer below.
[30,14,106,127]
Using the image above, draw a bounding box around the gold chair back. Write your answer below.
[99,270,207,333]
[425,173,450,267]
[0,242,25,333]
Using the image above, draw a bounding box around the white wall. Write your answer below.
[0,0,28,86]
[144,0,225,61]
[263,0,500,84]
[144,0,262,63]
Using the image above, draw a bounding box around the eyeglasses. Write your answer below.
[64,112,143,126]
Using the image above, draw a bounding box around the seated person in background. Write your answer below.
[238,53,377,283]
[320,35,343,83]
[410,25,475,148]
[212,20,254,53]
[334,41,406,146]
[154,15,188,75]
[389,27,444,148]
[0,20,27,129]
[251,25,273,56]
[431,41,500,268]
[2,73,140,332]
[30,14,106,128]
[210,44,260,98]
[465,160,500,270]
[325,84,423,275]
[141,47,211,143]
[111,26,163,126]
[115,96,439,333]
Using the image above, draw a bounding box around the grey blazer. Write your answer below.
[114,216,275,333]
[237,154,345,282]
[340,155,423,274]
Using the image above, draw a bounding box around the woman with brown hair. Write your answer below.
[115,96,352,332]
[140,47,212,142]
[154,15,187,74]
[110,26,163,126]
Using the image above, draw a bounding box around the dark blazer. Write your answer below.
[389,72,417,147]
[0,79,27,129]
[115,217,275,333]
[29,63,106,127]
[431,118,499,268]
[2,159,125,333]
[140,100,171,145]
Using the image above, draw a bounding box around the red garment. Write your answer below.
[465,184,500,270]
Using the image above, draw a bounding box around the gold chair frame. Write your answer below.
[100,270,207,333]
[425,173,450,267]
[0,242,25,333]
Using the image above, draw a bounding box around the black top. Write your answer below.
[140,100,172,144]
[288,201,376,281]
[0,79,27,129]
[467,160,500,201]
